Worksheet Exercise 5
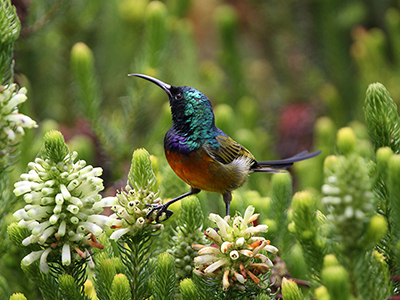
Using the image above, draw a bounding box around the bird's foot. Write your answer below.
[146,203,174,223]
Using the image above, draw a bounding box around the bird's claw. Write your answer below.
[146,204,174,223]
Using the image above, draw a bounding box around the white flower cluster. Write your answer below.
[13,151,114,273]
[322,175,374,223]
[108,186,163,241]
[0,84,37,142]
[193,206,278,290]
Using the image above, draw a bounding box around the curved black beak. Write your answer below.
[128,74,172,97]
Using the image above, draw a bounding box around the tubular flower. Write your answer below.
[193,206,277,290]
[0,84,37,169]
[0,84,37,143]
[109,185,163,240]
[13,150,113,273]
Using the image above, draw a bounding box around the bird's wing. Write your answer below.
[203,135,256,165]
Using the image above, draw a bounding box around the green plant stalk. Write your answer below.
[364,82,400,153]
[111,274,132,300]
[117,232,153,300]
[153,253,176,300]
[0,0,21,260]
[93,258,117,300]
[0,0,21,85]
[268,173,293,256]
[291,191,325,279]
[70,42,125,163]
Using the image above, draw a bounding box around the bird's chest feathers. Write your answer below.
[164,144,251,194]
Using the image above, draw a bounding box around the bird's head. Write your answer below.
[129,74,215,132]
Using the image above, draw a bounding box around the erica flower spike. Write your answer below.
[13,131,113,273]
[108,148,163,241]
[193,206,277,290]
[0,84,37,143]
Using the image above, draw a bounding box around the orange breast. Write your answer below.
[165,148,237,194]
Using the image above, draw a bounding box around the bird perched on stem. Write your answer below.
[130,74,321,222]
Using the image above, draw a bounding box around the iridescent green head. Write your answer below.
[129,74,216,137]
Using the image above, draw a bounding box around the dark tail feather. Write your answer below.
[251,150,322,172]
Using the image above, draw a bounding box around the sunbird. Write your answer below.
[130,74,321,222]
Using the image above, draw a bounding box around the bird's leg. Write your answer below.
[223,192,232,217]
[147,187,201,223]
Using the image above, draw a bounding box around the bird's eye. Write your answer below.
[175,93,183,100]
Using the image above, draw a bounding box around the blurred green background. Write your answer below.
[11,0,400,212]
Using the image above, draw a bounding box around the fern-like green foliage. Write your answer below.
[355,251,392,300]
[267,173,294,260]
[128,148,159,193]
[290,191,325,279]
[70,42,124,162]
[281,278,304,300]
[111,274,132,300]
[180,278,199,300]
[70,43,101,123]
[388,155,400,237]
[190,274,218,300]
[387,154,400,274]
[59,274,89,300]
[20,263,60,300]
[178,196,203,231]
[153,253,177,300]
[0,0,20,85]
[93,258,118,300]
[43,130,69,163]
[50,260,90,300]
[117,232,153,300]
[364,82,400,153]
[0,0,21,263]
[364,83,400,278]
[143,1,169,69]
